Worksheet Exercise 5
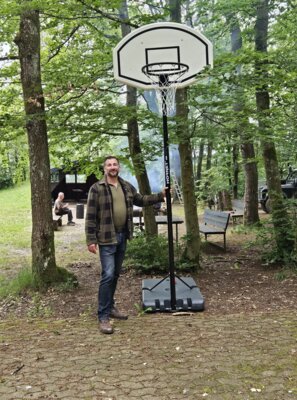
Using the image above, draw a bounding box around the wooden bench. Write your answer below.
[53,215,63,231]
[199,209,230,250]
[229,199,244,224]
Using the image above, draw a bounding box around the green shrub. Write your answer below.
[0,170,13,189]
[125,232,168,273]
[254,201,297,268]
[125,231,195,274]
[0,266,78,300]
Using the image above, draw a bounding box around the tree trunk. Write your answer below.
[176,89,201,266]
[229,13,260,225]
[14,10,59,285]
[223,189,232,211]
[196,142,204,182]
[120,1,157,236]
[217,191,224,211]
[255,0,294,254]
[165,0,200,267]
[225,141,233,197]
[127,88,158,235]
[241,143,260,223]
[232,144,239,199]
[217,190,232,211]
[206,142,212,171]
[204,142,213,207]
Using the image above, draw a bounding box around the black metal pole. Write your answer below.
[161,79,176,310]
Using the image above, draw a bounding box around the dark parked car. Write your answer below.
[258,168,297,213]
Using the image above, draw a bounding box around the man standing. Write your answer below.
[54,192,75,226]
[85,156,166,334]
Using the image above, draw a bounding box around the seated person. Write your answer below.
[54,192,75,226]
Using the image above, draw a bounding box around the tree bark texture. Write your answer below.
[15,10,57,283]
[120,1,157,235]
[217,191,223,211]
[126,87,158,235]
[255,0,294,253]
[217,190,232,211]
[241,143,260,223]
[232,144,239,199]
[169,0,200,266]
[196,142,204,182]
[206,142,212,171]
[176,89,201,266]
[229,14,260,224]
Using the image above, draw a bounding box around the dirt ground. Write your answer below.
[1,207,297,400]
[1,207,297,320]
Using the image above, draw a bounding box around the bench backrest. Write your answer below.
[204,209,230,230]
[232,199,244,211]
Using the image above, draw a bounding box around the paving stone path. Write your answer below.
[0,311,296,400]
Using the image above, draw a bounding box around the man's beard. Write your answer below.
[107,170,119,177]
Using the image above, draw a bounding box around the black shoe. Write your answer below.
[110,307,128,320]
[67,221,75,226]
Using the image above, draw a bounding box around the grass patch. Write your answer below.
[0,183,81,295]
[0,182,31,248]
[0,266,36,298]
[0,266,78,299]
[0,182,32,278]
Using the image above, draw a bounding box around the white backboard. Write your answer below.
[113,22,213,89]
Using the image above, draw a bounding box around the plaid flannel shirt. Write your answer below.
[85,176,164,245]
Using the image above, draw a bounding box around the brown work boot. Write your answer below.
[110,307,128,320]
[99,319,114,334]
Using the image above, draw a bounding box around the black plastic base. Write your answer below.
[142,276,204,312]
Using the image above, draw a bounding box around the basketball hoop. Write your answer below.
[142,62,189,116]
[113,22,212,312]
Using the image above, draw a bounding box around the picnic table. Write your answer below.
[133,214,184,243]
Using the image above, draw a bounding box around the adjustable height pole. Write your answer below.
[160,76,176,310]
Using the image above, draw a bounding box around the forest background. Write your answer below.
[0,0,297,286]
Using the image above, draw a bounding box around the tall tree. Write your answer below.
[119,0,158,236]
[196,141,204,182]
[228,13,260,224]
[255,0,294,254]
[232,143,239,199]
[14,7,72,285]
[170,0,201,266]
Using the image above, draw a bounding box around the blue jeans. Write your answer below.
[98,232,127,321]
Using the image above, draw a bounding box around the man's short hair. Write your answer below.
[103,156,120,166]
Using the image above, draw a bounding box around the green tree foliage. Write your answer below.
[0,0,297,261]
[189,0,297,170]
[1,0,297,177]
[0,3,28,187]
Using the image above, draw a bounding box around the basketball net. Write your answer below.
[142,62,189,116]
